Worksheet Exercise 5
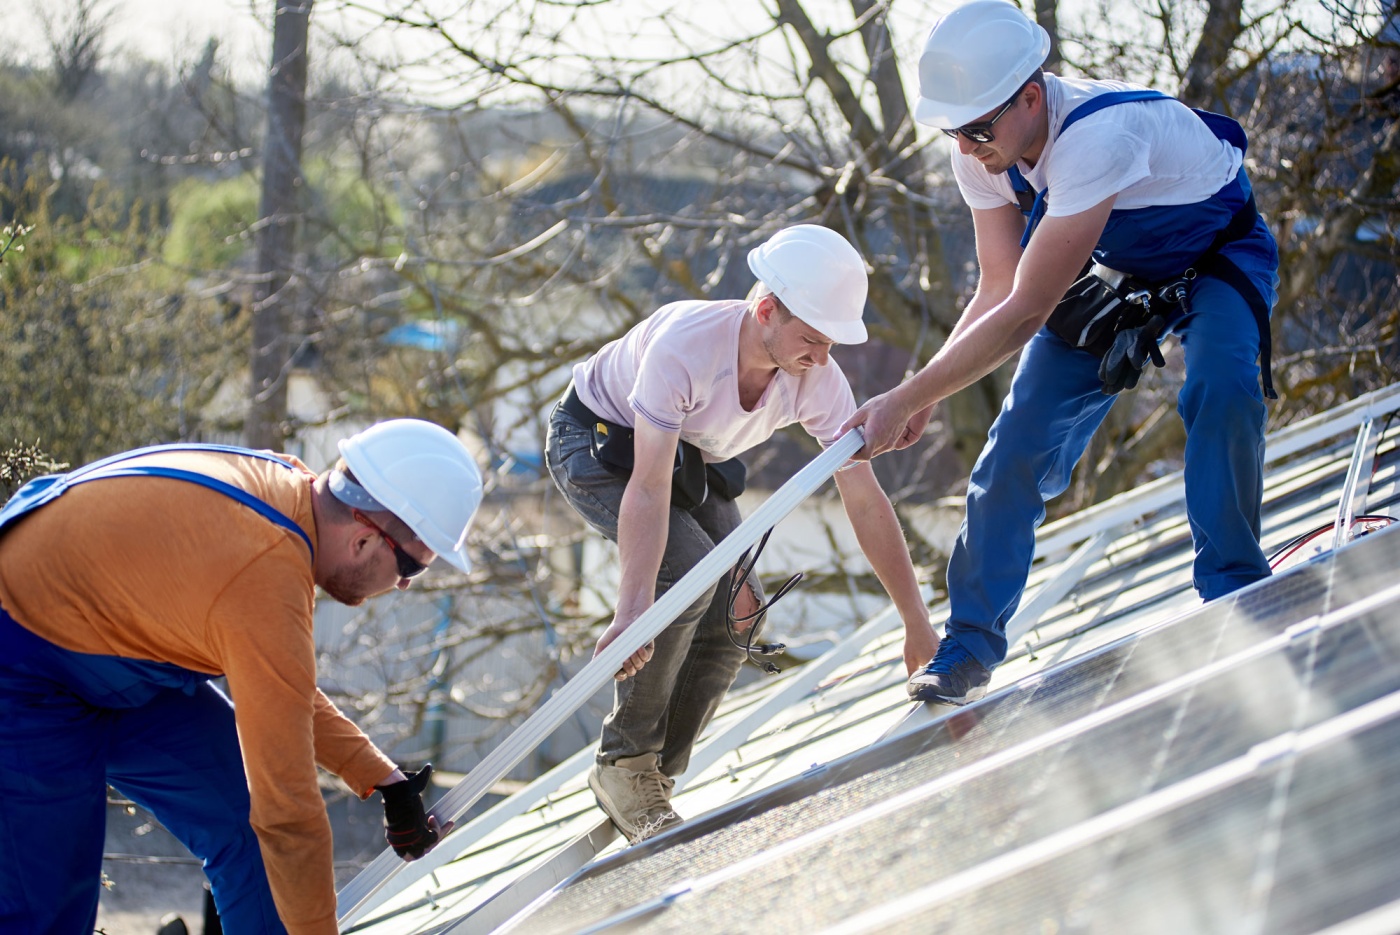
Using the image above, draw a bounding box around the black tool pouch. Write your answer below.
[1045,265,1156,358]
[705,458,747,501]
[589,419,710,511]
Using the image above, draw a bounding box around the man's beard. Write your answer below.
[321,563,378,606]
[761,329,808,377]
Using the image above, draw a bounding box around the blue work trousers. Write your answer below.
[0,607,285,934]
[946,272,1273,669]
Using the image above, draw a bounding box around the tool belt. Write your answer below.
[1044,194,1276,399]
[560,386,747,511]
[1046,263,1166,358]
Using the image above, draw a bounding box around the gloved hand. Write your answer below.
[1099,314,1167,395]
[376,765,440,860]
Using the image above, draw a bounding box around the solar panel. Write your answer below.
[494,526,1400,935]
[340,388,1400,934]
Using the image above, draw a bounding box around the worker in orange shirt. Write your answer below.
[0,419,482,934]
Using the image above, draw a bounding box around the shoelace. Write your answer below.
[923,637,972,675]
[626,768,675,816]
[634,811,680,842]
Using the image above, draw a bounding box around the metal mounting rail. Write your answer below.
[417,590,934,935]
[1331,414,1378,552]
[336,429,866,926]
[1004,531,1112,650]
[1033,382,1400,561]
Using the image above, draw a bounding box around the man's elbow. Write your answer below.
[1002,292,1057,342]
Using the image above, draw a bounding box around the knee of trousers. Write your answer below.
[1179,366,1266,435]
[968,429,1074,513]
[203,824,283,930]
[144,781,267,898]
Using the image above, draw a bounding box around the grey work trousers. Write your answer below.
[545,403,761,777]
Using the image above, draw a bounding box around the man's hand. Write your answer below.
[902,620,940,677]
[594,614,655,681]
[841,386,925,460]
[896,405,936,451]
[377,765,451,861]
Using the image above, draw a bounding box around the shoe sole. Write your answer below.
[907,682,988,706]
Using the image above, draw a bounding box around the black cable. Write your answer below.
[1268,514,1398,569]
[724,528,800,674]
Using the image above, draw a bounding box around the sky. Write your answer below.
[3,0,1372,104]
[6,0,270,78]
[3,0,955,91]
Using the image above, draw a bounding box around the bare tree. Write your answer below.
[249,0,315,450]
[37,0,113,101]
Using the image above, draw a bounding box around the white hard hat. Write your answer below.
[746,224,868,345]
[337,419,483,573]
[914,0,1050,129]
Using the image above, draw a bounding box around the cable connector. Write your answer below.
[725,528,798,673]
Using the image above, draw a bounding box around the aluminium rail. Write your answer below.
[1008,382,1400,641]
[336,429,867,926]
[1032,383,1400,561]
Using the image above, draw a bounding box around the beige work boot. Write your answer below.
[588,753,685,844]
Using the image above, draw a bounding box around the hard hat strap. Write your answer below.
[329,468,389,513]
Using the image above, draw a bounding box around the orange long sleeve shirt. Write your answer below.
[0,449,396,934]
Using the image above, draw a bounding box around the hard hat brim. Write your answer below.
[792,313,868,345]
[440,545,473,574]
[914,94,1002,130]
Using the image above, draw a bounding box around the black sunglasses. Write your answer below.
[942,85,1026,144]
[353,510,430,579]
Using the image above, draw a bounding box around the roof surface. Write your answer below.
[341,382,1400,935]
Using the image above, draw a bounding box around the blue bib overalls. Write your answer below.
[0,445,307,934]
[945,91,1280,671]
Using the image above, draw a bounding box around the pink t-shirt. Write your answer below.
[572,300,856,461]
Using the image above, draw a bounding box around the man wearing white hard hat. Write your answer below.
[547,224,934,843]
[845,0,1279,705]
[0,420,483,934]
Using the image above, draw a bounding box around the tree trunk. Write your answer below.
[1180,0,1245,110]
[248,0,312,450]
[1034,0,1062,74]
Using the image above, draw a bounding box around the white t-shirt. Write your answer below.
[571,300,856,461]
[951,74,1243,217]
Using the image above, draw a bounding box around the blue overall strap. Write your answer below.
[0,444,313,557]
[64,442,293,481]
[1009,89,1174,248]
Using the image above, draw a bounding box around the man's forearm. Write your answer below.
[837,469,927,623]
[614,478,672,621]
[905,290,1045,411]
[945,284,1005,344]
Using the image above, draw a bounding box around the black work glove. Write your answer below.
[1099,314,1167,395]
[376,765,440,860]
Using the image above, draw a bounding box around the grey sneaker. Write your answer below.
[588,753,684,843]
